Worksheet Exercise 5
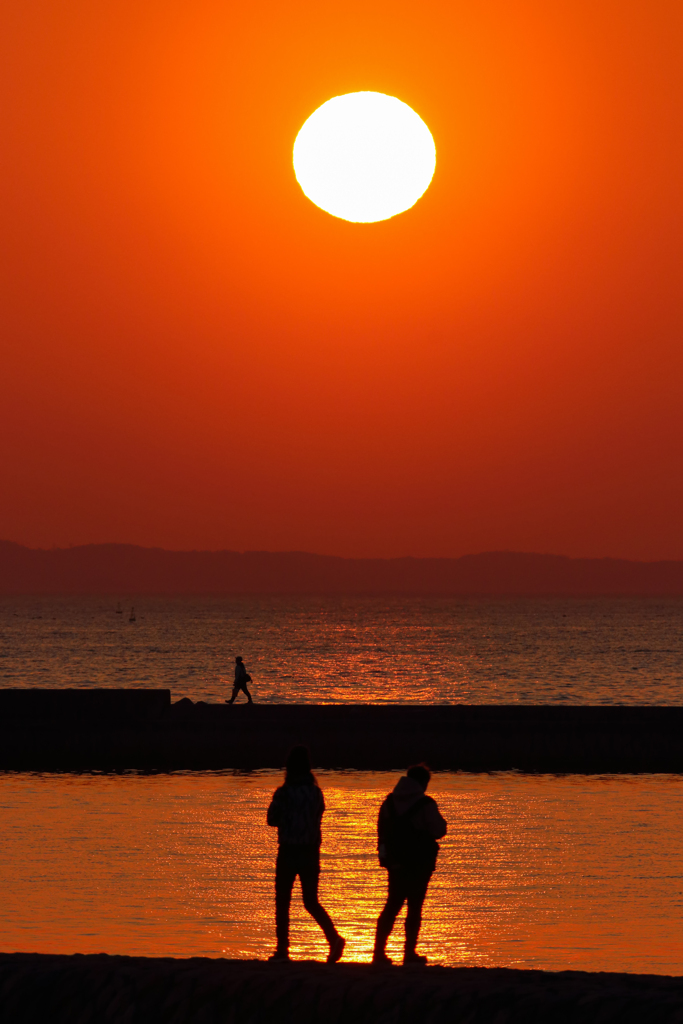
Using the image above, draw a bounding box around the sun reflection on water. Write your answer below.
[1,770,682,973]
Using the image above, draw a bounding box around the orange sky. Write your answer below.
[1,0,682,559]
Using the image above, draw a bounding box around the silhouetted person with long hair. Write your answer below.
[373,764,447,966]
[266,745,345,962]
[226,656,253,704]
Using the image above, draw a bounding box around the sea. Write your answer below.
[1,595,682,703]
[1,770,682,973]
[1,595,683,971]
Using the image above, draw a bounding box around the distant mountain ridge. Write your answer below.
[1,541,683,595]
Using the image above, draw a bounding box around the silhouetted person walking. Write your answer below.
[226,656,253,704]
[267,745,345,963]
[373,764,447,966]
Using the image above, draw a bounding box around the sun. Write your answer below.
[293,92,436,224]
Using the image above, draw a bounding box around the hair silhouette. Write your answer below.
[407,764,431,790]
[286,744,315,785]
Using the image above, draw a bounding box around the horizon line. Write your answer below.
[1,539,682,566]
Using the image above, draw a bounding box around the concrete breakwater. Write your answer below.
[2,953,683,1024]
[2,689,683,771]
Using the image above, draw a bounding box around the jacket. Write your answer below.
[377,776,447,870]
[267,778,325,846]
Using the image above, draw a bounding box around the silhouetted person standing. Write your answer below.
[373,764,447,966]
[266,745,345,963]
[226,656,253,704]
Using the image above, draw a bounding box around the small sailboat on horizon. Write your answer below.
[129,607,136,623]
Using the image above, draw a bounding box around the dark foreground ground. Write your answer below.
[3,689,683,771]
[2,953,683,1024]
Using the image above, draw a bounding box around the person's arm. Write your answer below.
[267,786,285,827]
[377,796,391,862]
[425,797,447,839]
[414,796,447,839]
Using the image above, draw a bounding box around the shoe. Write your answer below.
[403,952,427,966]
[327,935,345,964]
[371,951,393,966]
[268,950,290,962]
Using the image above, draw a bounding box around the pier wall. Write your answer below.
[2,690,683,772]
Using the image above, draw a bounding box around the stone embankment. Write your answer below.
[2,689,683,772]
[2,953,683,1024]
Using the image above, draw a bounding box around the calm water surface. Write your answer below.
[1,596,682,704]
[1,771,682,973]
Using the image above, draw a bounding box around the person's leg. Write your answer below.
[298,847,341,951]
[274,846,297,956]
[373,868,407,960]
[403,869,432,962]
[226,685,240,704]
[242,684,253,703]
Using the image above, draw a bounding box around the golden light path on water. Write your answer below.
[1,771,683,972]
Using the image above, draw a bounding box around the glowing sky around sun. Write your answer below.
[1,0,682,558]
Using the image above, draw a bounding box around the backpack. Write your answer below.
[379,794,439,872]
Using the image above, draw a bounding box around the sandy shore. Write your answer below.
[2,691,683,771]
[1,953,683,1023]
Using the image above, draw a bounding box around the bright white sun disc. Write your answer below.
[293,91,436,223]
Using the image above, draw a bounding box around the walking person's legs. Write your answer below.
[272,847,297,959]
[403,870,432,965]
[373,868,407,964]
[227,684,253,704]
[298,847,345,962]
